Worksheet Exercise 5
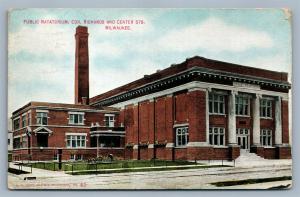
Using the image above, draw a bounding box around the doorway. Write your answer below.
[236,128,250,151]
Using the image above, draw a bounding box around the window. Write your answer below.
[105,114,115,127]
[28,112,31,125]
[175,127,189,147]
[66,135,86,148]
[13,137,21,149]
[36,112,48,125]
[70,154,75,160]
[209,94,225,114]
[76,154,83,161]
[260,99,272,118]
[21,136,28,148]
[53,154,58,161]
[69,113,84,125]
[236,96,249,116]
[209,127,225,146]
[13,118,20,130]
[22,114,26,128]
[260,129,272,146]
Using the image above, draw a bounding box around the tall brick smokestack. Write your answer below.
[75,26,89,105]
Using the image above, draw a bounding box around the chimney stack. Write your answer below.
[75,26,89,105]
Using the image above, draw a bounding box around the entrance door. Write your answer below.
[236,128,250,151]
[37,133,48,147]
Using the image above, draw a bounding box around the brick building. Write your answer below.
[11,26,291,161]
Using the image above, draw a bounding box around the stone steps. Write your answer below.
[236,151,266,163]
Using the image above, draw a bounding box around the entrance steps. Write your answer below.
[236,151,265,162]
[234,150,267,167]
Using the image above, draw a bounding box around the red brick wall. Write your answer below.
[188,90,206,142]
[174,148,187,160]
[165,96,174,144]
[155,97,167,143]
[264,148,276,159]
[156,147,166,160]
[174,93,188,124]
[139,101,151,144]
[139,147,148,160]
[282,100,289,144]
[124,105,135,144]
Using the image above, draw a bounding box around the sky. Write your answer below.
[8,8,292,117]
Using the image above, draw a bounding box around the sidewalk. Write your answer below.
[198,159,292,168]
[8,162,71,179]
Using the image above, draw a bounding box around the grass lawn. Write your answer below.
[22,160,232,175]
[25,160,194,171]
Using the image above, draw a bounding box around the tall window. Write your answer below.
[13,118,20,130]
[209,127,225,146]
[105,114,115,127]
[260,129,272,146]
[260,99,272,118]
[22,135,28,148]
[36,112,48,125]
[209,94,225,114]
[21,114,26,128]
[66,135,86,148]
[236,96,249,116]
[28,112,31,126]
[175,127,189,147]
[69,113,84,125]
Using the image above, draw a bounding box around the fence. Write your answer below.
[14,159,236,175]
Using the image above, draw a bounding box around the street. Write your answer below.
[8,161,292,189]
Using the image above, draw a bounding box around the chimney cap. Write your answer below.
[76,26,88,34]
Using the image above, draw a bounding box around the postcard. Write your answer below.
[8,8,292,189]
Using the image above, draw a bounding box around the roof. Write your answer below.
[12,101,119,117]
[90,56,290,105]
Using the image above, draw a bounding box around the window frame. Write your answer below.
[21,114,26,128]
[105,114,115,127]
[209,127,225,146]
[66,134,87,148]
[260,98,273,119]
[70,154,75,161]
[260,129,272,147]
[36,112,48,125]
[175,126,189,147]
[13,118,20,130]
[68,112,85,125]
[13,137,21,149]
[235,95,250,116]
[209,93,225,115]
